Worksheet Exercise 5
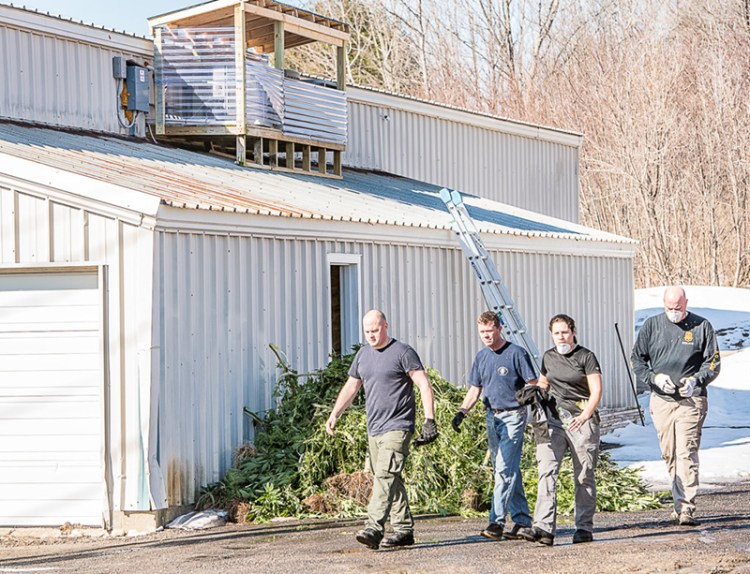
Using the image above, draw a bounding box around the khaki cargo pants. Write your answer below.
[650,393,708,515]
[365,430,414,535]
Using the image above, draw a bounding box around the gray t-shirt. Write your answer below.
[348,339,424,436]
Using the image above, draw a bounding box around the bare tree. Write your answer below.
[291,0,750,287]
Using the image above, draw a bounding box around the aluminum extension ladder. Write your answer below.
[440,187,542,371]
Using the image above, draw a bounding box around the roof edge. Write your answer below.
[0,3,153,53]
[155,204,637,258]
[347,86,583,148]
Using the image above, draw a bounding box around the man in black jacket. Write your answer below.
[632,286,721,526]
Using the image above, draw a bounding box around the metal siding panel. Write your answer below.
[51,202,86,262]
[346,100,579,222]
[496,250,634,410]
[0,23,147,134]
[0,186,16,263]
[16,191,49,263]
[120,222,145,510]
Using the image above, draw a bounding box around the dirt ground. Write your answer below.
[1,482,749,574]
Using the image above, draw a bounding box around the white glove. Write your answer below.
[679,376,698,398]
[654,373,676,394]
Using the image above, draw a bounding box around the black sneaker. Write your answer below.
[572,529,594,543]
[520,526,554,546]
[503,523,534,540]
[480,522,505,539]
[381,531,415,548]
[355,528,382,550]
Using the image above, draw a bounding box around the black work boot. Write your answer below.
[572,529,594,543]
[355,528,382,550]
[520,526,554,546]
[503,523,534,540]
[480,523,505,539]
[380,531,415,548]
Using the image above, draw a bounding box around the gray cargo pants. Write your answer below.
[365,430,414,535]
[533,418,600,535]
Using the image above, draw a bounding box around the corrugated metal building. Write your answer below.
[0,122,636,526]
[0,3,636,529]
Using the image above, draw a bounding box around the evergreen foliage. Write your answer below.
[197,347,661,521]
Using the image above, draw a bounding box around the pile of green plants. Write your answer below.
[197,346,660,521]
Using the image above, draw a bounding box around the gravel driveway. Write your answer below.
[1,482,749,574]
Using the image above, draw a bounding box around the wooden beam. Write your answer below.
[159,126,346,151]
[268,139,278,167]
[148,0,238,31]
[274,21,284,70]
[154,27,165,135]
[243,126,346,150]
[236,135,247,165]
[242,3,349,46]
[170,12,235,28]
[302,145,311,171]
[336,45,346,91]
[163,125,242,136]
[317,147,327,174]
[285,142,295,169]
[283,20,346,47]
[253,137,264,166]
[333,150,342,177]
[235,3,247,134]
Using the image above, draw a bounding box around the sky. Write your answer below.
[2,0,192,37]
[606,286,750,491]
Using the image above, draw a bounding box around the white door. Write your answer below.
[0,270,106,526]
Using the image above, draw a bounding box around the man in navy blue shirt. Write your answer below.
[452,311,537,540]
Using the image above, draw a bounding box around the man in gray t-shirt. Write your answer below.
[326,309,437,550]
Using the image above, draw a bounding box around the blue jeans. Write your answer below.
[486,408,532,527]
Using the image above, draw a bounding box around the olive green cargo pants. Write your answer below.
[365,430,414,535]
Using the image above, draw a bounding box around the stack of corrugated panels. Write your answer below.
[283,77,347,145]
[245,51,283,128]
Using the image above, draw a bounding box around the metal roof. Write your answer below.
[347,85,583,146]
[0,122,634,243]
[0,2,150,39]
[149,0,349,31]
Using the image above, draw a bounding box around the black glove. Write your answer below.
[451,411,466,432]
[414,418,438,446]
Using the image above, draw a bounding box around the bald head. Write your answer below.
[663,286,687,323]
[363,309,389,348]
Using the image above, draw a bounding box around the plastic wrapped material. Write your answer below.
[158,27,237,125]
[246,51,283,128]
[157,26,347,145]
[165,509,228,530]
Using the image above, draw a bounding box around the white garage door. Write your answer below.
[0,270,105,526]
